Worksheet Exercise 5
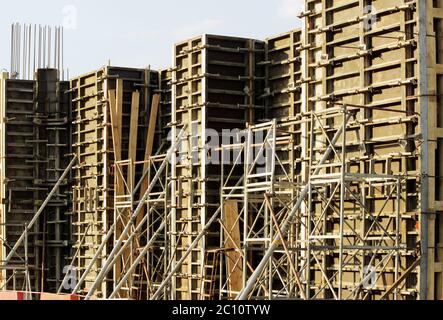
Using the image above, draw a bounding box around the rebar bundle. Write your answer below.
[10,23,65,80]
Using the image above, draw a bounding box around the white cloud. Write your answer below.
[172,19,224,39]
[278,0,304,18]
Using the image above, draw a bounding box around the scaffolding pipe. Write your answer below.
[72,159,166,294]
[99,195,165,280]
[236,112,353,300]
[2,156,77,266]
[151,203,223,300]
[84,127,187,299]
[380,256,421,300]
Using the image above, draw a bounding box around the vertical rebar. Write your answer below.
[22,24,26,79]
[17,24,21,78]
[33,25,36,78]
[48,26,51,68]
[43,26,46,68]
[57,27,60,74]
[61,27,64,80]
[10,24,14,76]
[54,27,57,70]
[38,25,41,69]
[28,24,31,79]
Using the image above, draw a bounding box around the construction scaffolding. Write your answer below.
[220,108,419,300]
[165,34,266,300]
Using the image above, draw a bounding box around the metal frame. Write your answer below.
[220,108,418,300]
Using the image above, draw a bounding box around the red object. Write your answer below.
[0,291,25,300]
[40,293,80,301]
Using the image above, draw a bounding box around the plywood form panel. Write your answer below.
[0,70,71,293]
[266,29,303,190]
[171,35,265,300]
[70,66,159,298]
[425,0,443,300]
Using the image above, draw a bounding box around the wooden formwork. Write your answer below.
[216,29,306,300]
[299,0,422,299]
[0,75,38,291]
[170,34,265,300]
[0,70,71,293]
[34,70,72,293]
[70,66,159,298]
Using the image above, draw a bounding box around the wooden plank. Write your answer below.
[144,93,161,166]
[108,90,121,163]
[223,200,243,298]
[116,79,124,161]
[127,91,140,190]
[109,86,125,297]
[111,81,124,197]
[380,257,421,300]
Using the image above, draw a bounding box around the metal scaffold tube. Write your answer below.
[151,176,245,300]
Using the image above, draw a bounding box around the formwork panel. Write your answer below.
[159,69,172,150]
[0,70,71,293]
[300,0,422,300]
[171,34,265,300]
[426,0,443,300]
[70,66,159,298]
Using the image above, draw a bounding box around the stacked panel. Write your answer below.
[170,34,266,299]
[425,0,443,300]
[70,66,159,297]
[300,0,421,299]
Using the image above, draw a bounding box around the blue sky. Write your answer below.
[0,0,302,77]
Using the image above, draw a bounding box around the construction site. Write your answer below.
[0,0,442,301]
